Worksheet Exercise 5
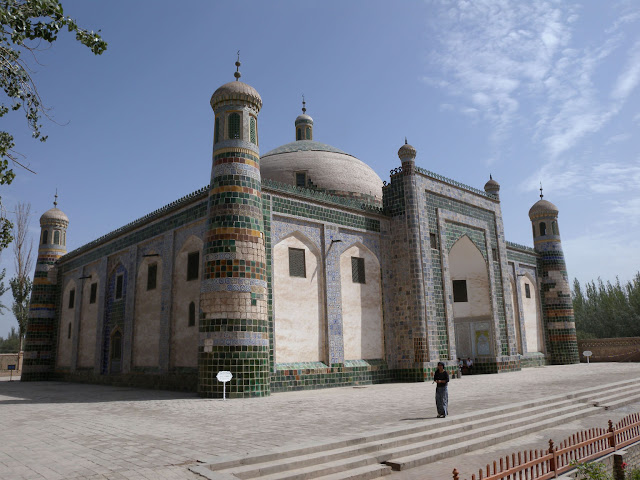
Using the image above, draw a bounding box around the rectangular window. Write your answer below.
[187,251,200,281]
[430,233,437,249]
[68,289,75,309]
[452,280,468,303]
[295,172,306,188]
[492,248,498,261]
[89,283,97,304]
[525,283,531,299]
[147,263,158,290]
[351,257,366,284]
[288,248,306,277]
[115,274,124,300]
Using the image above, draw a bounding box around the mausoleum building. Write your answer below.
[22,64,580,398]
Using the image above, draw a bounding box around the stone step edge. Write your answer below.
[216,401,592,478]
[252,453,385,480]
[196,379,637,470]
[308,464,392,480]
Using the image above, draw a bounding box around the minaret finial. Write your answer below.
[490,174,493,180]
[302,94,306,114]
[405,137,408,144]
[540,182,543,199]
[234,51,241,81]
[53,189,58,208]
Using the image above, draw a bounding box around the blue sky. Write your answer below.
[1,0,639,336]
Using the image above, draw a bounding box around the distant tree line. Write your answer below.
[572,273,640,339]
[0,326,20,353]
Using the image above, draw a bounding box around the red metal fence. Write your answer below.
[452,412,640,480]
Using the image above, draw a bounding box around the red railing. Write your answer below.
[452,412,640,480]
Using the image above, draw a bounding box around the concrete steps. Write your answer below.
[191,378,640,480]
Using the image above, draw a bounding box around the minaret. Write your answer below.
[22,193,69,381]
[295,95,313,140]
[199,55,270,398]
[529,187,579,364]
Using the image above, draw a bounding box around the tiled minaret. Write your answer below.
[22,194,69,381]
[198,57,270,398]
[529,188,579,364]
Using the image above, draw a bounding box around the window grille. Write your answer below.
[68,289,75,309]
[42,230,48,244]
[552,221,558,235]
[228,112,241,139]
[187,251,200,281]
[453,280,468,302]
[305,127,311,139]
[250,117,257,144]
[89,283,97,304]
[147,263,157,290]
[288,248,306,277]
[54,230,60,245]
[539,222,547,236]
[296,172,306,188]
[492,248,498,261]
[297,128,302,140]
[430,233,437,249]
[351,257,366,284]
[115,274,124,299]
[525,283,531,299]
[188,301,196,327]
[214,116,220,144]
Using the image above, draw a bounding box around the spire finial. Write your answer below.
[234,51,241,81]
[302,94,306,114]
[490,174,493,180]
[405,137,408,145]
[540,182,543,199]
[53,189,58,208]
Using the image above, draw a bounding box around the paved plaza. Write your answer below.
[1,363,640,480]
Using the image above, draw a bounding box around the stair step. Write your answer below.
[255,454,383,480]
[311,464,392,480]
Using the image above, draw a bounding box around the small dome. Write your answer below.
[398,141,416,162]
[484,176,500,193]
[40,207,69,226]
[210,81,262,111]
[528,199,559,219]
[295,114,313,126]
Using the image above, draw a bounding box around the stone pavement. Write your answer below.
[1,363,640,480]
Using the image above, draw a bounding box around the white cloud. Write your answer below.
[605,133,631,144]
[611,40,640,101]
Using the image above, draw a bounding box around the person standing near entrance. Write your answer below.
[433,361,449,418]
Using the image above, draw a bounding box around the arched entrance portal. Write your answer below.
[449,236,494,361]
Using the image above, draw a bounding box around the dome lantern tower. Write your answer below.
[295,95,313,141]
[199,55,270,398]
[528,186,579,365]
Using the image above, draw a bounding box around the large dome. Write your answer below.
[261,140,383,204]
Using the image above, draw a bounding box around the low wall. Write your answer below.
[0,352,22,376]
[561,439,640,479]
[578,338,640,363]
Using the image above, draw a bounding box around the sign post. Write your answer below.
[7,364,15,381]
[216,371,233,400]
[583,351,592,364]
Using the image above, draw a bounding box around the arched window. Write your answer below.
[54,230,60,245]
[63,232,66,246]
[42,230,48,244]
[305,127,311,139]
[250,116,257,144]
[228,112,241,139]
[214,116,220,144]
[539,222,546,236]
[297,128,302,140]
[552,221,558,235]
[188,301,196,327]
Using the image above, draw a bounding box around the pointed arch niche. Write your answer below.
[57,278,77,368]
[519,272,543,353]
[340,242,383,360]
[509,276,523,355]
[449,235,493,359]
[273,231,324,364]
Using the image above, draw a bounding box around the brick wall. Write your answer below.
[577,338,640,363]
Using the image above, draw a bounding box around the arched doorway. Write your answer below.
[449,235,494,361]
[110,329,123,374]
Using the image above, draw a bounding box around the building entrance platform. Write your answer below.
[1,363,640,480]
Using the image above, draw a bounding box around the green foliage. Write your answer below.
[571,461,612,480]
[0,0,106,251]
[0,268,8,312]
[573,273,640,339]
[0,326,20,353]
[10,275,31,348]
[627,467,640,480]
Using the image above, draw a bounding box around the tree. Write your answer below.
[0,326,20,353]
[9,201,32,349]
[0,0,107,250]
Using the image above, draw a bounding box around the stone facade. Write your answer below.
[21,70,580,397]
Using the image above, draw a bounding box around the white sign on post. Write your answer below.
[216,371,233,400]
[583,351,592,364]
